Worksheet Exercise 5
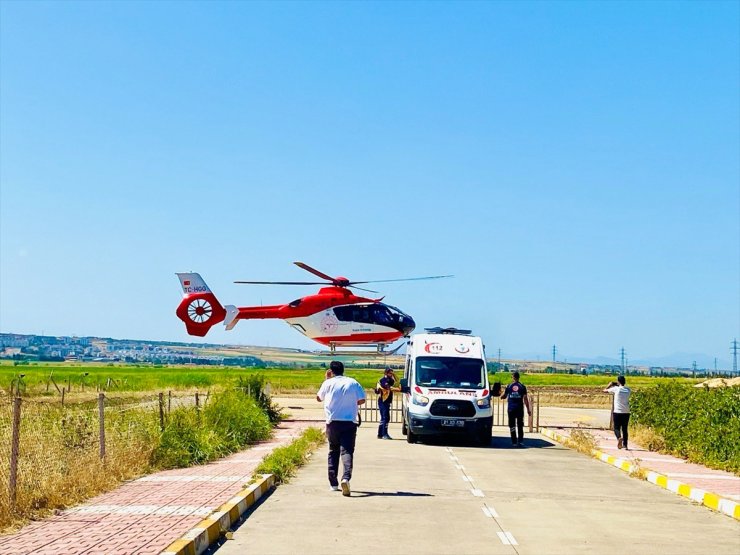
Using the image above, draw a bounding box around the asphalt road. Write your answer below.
[214,423,739,555]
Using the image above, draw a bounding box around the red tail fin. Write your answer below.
[175,273,226,336]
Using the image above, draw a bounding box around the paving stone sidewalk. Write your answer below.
[0,420,315,555]
[546,426,740,503]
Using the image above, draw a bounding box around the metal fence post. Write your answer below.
[195,392,200,410]
[168,390,172,414]
[61,388,65,406]
[529,392,534,433]
[98,393,106,459]
[159,392,165,431]
[536,390,540,432]
[9,397,22,512]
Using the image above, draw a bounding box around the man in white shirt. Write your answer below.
[604,376,631,449]
[316,361,366,496]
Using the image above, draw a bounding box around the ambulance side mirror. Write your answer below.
[492,381,501,397]
[400,378,410,394]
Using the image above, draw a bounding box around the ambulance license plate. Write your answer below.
[442,419,464,427]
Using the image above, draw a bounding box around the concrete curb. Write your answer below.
[540,428,740,521]
[160,473,275,555]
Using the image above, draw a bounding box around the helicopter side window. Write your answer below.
[333,306,353,322]
[333,305,373,324]
[289,298,302,308]
[371,305,392,325]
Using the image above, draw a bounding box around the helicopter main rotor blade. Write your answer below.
[294,262,336,282]
[349,285,380,294]
[350,275,454,285]
[234,280,329,285]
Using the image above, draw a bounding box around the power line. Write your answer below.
[732,339,738,377]
[620,347,626,374]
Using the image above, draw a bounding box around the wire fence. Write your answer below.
[361,389,541,429]
[0,391,212,529]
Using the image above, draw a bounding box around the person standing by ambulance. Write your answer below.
[376,367,400,440]
[316,361,366,496]
[500,371,531,447]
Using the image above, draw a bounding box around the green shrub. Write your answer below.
[152,392,273,468]
[152,408,227,467]
[236,374,284,423]
[204,390,272,450]
[632,384,740,473]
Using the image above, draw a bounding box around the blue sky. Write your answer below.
[1,1,738,367]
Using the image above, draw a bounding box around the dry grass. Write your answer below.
[0,400,157,532]
[566,428,598,455]
[631,424,667,452]
[628,459,649,480]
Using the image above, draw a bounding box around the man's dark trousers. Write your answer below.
[377,400,391,437]
[508,407,524,444]
[613,412,630,447]
[326,420,357,486]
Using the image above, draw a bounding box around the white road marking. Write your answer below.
[470,488,484,497]
[497,531,518,545]
[481,504,499,518]
[462,476,473,482]
[455,464,465,470]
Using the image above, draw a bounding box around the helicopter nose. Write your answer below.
[402,316,416,336]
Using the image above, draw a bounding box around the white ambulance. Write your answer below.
[400,328,498,445]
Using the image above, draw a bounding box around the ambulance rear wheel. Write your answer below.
[402,419,408,436]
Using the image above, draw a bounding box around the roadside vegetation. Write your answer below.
[631,383,740,474]
[0,375,282,532]
[253,427,325,484]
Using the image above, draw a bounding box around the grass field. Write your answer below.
[1,361,703,399]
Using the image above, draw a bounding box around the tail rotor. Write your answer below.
[175,273,226,336]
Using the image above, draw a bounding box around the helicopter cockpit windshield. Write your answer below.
[333,303,415,335]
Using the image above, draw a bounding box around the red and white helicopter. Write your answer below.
[175,262,451,353]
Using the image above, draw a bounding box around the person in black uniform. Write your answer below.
[500,371,531,447]
[376,367,399,439]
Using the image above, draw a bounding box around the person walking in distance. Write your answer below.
[500,371,531,447]
[376,367,400,440]
[604,376,631,449]
[316,361,366,496]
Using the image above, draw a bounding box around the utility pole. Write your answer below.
[732,339,738,377]
[620,347,626,375]
[497,348,501,369]
[714,357,718,377]
[692,360,697,378]
[552,345,557,372]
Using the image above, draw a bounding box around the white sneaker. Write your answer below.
[330,485,340,492]
[340,479,350,497]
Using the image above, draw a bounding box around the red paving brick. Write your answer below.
[0,421,314,554]
[547,426,740,501]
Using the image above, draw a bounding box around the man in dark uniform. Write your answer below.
[500,371,531,447]
[376,367,399,439]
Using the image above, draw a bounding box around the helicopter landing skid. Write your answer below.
[323,342,405,357]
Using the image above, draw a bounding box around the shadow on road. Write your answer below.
[489,437,557,449]
[407,434,557,449]
[350,490,434,498]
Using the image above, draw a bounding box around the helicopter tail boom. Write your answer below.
[175,273,227,336]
